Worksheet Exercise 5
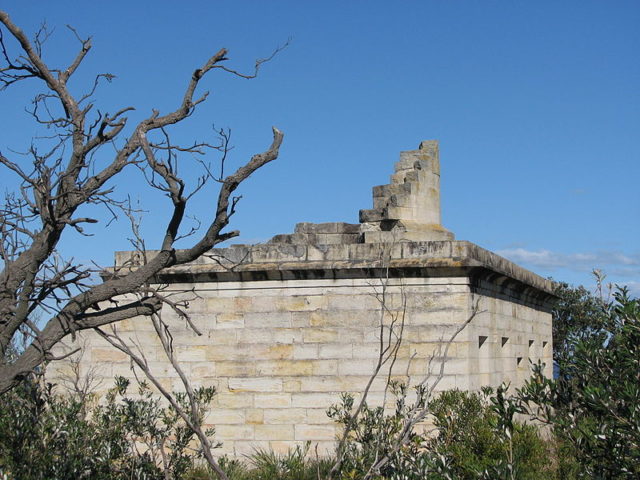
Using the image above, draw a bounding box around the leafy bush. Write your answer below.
[327,382,451,480]
[430,388,555,480]
[0,374,215,479]
[429,389,503,477]
[519,286,640,478]
[327,382,555,480]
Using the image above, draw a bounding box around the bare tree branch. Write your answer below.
[0,9,284,396]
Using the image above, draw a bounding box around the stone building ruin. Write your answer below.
[52,140,555,457]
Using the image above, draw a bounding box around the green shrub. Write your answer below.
[429,389,503,477]
[328,382,447,480]
[0,374,215,479]
[429,388,554,480]
[519,286,640,478]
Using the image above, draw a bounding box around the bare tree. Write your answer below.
[0,9,284,395]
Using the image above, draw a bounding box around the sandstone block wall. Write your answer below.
[52,256,553,456]
[49,141,555,457]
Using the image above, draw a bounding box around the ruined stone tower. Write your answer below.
[51,141,555,457]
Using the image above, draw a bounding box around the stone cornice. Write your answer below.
[111,240,556,309]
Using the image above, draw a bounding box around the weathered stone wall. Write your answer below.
[52,251,553,456]
[49,141,555,457]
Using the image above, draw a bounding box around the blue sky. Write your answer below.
[1,1,638,295]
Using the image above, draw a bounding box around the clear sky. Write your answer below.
[1,1,638,295]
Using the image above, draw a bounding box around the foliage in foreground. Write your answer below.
[429,388,555,480]
[328,386,559,480]
[519,286,640,479]
[187,444,333,480]
[0,375,215,479]
[0,374,562,480]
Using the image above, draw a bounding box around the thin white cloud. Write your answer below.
[496,248,640,276]
[496,247,640,297]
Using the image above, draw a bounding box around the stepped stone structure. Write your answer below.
[51,141,555,457]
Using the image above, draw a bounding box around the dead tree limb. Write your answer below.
[0,9,284,394]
